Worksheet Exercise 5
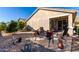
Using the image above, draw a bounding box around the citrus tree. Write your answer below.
[18,20,25,30]
[6,20,18,32]
[0,22,7,36]
[0,22,6,30]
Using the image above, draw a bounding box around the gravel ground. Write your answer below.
[0,36,56,52]
[0,35,73,52]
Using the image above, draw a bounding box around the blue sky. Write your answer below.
[0,7,79,22]
[0,7,36,22]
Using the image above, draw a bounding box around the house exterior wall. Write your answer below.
[27,9,69,31]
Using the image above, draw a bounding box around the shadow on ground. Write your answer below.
[20,40,55,52]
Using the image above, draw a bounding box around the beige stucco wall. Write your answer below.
[27,9,70,31]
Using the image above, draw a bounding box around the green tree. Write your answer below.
[0,22,7,36]
[0,25,2,36]
[0,22,6,30]
[6,20,18,32]
[18,20,25,30]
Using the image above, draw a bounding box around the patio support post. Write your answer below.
[67,14,73,51]
[68,14,73,36]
